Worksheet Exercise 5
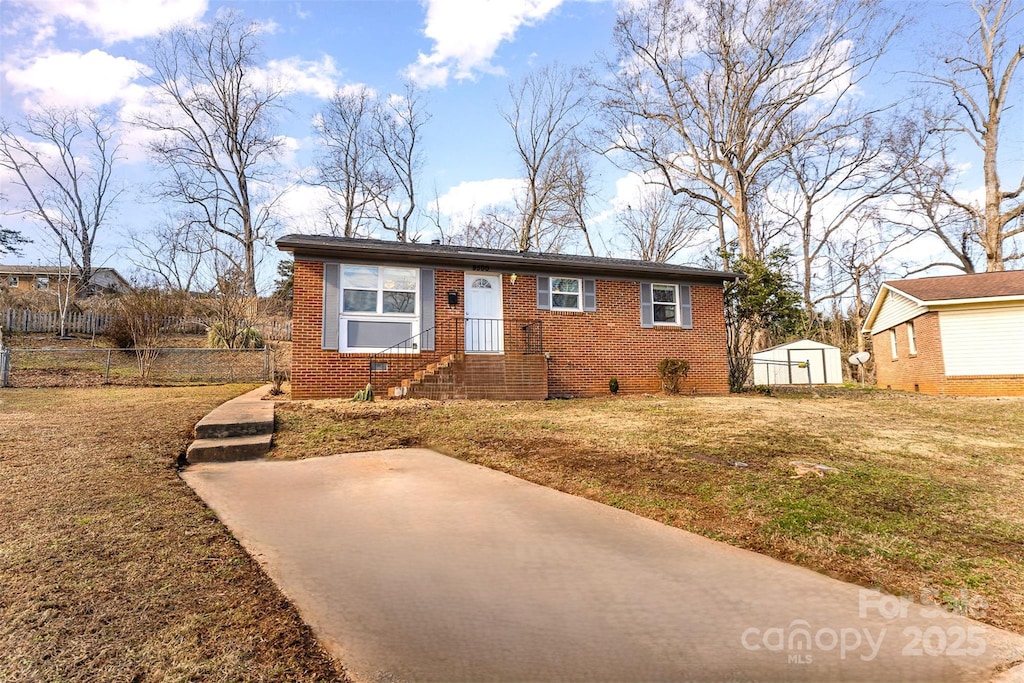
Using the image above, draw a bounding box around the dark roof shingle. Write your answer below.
[277,234,738,282]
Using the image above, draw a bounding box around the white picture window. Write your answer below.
[652,284,678,324]
[342,266,417,316]
[550,277,581,311]
[34,277,49,290]
[890,329,898,359]
[907,321,917,355]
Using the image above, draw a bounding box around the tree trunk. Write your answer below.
[983,115,1004,271]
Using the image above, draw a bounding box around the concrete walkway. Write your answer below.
[182,448,1024,683]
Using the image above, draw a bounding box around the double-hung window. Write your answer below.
[342,266,417,315]
[6,276,18,288]
[34,277,49,290]
[640,282,693,329]
[550,277,582,311]
[652,284,679,324]
[907,321,917,355]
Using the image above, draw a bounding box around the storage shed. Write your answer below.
[752,339,844,387]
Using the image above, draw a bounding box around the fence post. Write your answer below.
[104,349,112,384]
[263,346,270,381]
[0,348,9,388]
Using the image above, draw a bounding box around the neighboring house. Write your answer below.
[278,235,738,400]
[0,265,128,296]
[752,339,844,387]
[862,271,1024,397]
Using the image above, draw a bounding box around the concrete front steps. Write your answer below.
[186,385,275,464]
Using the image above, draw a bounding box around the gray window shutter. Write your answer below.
[678,285,693,329]
[583,279,597,311]
[420,268,435,351]
[640,282,654,328]
[322,263,340,350]
[537,276,550,310]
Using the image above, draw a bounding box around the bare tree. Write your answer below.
[502,63,591,251]
[616,187,708,262]
[890,115,982,273]
[922,0,1023,271]
[442,208,521,250]
[769,114,910,318]
[552,145,597,256]
[137,11,284,295]
[372,83,430,242]
[601,0,901,261]
[312,86,383,238]
[126,217,210,292]
[0,108,121,290]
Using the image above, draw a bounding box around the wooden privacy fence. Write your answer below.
[0,309,292,341]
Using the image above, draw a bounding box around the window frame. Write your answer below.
[6,276,18,288]
[341,265,419,318]
[34,276,49,290]
[890,328,898,360]
[549,276,582,312]
[651,283,680,326]
[907,321,917,355]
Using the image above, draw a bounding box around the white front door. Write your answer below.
[464,273,503,353]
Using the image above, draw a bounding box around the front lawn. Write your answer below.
[273,390,1024,634]
[0,386,344,682]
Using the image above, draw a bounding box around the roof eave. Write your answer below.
[277,235,740,283]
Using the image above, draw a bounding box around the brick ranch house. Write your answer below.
[278,235,738,400]
[862,271,1024,397]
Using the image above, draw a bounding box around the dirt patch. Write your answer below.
[0,386,346,681]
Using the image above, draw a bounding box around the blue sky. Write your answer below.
[0,0,1018,290]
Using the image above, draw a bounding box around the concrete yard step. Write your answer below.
[187,433,272,463]
[193,386,274,439]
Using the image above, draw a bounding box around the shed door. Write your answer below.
[464,273,503,353]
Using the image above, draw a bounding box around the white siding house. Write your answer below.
[862,271,1024,396]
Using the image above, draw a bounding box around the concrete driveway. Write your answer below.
[182,448,1024,683]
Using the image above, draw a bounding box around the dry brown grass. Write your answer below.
[0,385,345,682]
[273,389,1024,634]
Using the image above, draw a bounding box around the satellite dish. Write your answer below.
[848,351,871,366]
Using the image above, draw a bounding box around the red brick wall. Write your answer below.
[291,259,730,399]
[872,312,1024,397]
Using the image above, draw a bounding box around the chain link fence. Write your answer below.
[0,347,270,388]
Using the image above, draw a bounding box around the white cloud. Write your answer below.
[5,49,148,109]
[406,0,565,88]
[432,178,523,221]
[258,55,343,99]
[23,0,207,43]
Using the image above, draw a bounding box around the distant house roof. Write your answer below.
[863,271,1024,334]
[277,235,739,283]
[0,265,128,288]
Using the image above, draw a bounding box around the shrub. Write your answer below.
[609,377,619,394]
[103,313,136,348]
[657,358,690,394]
[207,322,265,349]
